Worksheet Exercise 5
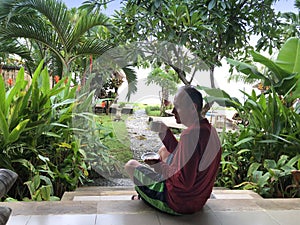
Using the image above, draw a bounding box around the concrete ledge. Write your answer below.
[62,187,262,202]
[2,187,300,218]
[61,186,136,201]
[212,189,263,200]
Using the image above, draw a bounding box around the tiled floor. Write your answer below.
[7,214,96,225]
[3,187,300,225]
[7,209,300,225]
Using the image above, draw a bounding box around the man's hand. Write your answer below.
[157,122,168,134]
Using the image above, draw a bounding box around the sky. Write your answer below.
[63,0,122,15]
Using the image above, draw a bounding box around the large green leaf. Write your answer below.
[8,119,30,144]
[234,137,255,147]
[287,155,300,167]
[0,76,5,114]
[39,185,52,201]
[8,94,24,129]
[250,50,290,81]
[198,86,231,98]
[52,99,77,109]
[276,37,300,74]
[0,109,9,141]
[5,80,23,117]
[15,67,27,90]
[198,86,241,108]
[264,159,277,169]
[205,96,239,108]
[31,61,45,115]
[226,58,263,77]
[24,175,41,198]
[40,68,50,95]
[247,162,261,177]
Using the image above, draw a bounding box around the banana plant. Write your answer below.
[226,37,300,104]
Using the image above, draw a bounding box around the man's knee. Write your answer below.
[125,159,138,169]
[125,160,140,178]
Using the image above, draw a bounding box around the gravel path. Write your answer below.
[126,109,163,160]
[88,109,162,186]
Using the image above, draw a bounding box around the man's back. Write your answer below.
[164,119,221,214]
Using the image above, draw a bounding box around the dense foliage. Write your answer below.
[204,37,300,198]
[114,0,281,87]
[0,62,118,200]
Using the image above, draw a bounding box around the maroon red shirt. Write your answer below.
[153,118,221,214]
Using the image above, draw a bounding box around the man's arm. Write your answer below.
[159,127,178,153]
[155,129,201,189]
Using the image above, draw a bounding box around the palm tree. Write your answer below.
[0,0,114,75]
[0,0,138,98]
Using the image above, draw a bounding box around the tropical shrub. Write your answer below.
[145,105,161,116]
[237,154,300,198]
[0,61,117,200]
[216,130,252,188]
[202,37,300,197]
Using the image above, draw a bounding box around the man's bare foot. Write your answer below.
[131,194,141,200]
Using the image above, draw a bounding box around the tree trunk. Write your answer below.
[201,66,216,117]
[169,65,189,85]
[210,66,215,88]
[160,86,169,116]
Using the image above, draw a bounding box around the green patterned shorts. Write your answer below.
[133,166,181,215]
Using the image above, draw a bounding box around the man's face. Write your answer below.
[172,91,188,125]
[171,89,197,126]
[172,105,181,124]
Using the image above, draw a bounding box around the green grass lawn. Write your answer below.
[95,104,165,164]
[98,114,132,164]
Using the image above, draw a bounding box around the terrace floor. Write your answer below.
[1,186,300,225]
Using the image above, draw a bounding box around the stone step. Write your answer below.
[62,186,263,202]
[3,197,300,217]
[61,186,136,201]
[1,187,298,218]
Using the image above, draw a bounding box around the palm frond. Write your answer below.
[122,66,137,101]
[0,0,116,78]
[0,0,28,21]
[66,10,113,51]
[46,53,63,76]
[1,0,72,47]
[0,15,62,57]
[75,39,114,56]
[0,38,33,62]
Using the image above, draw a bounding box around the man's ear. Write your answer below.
[192,103,198,110]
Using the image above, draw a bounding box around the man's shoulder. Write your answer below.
[183,119,211,136]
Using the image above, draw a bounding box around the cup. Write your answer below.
[141,152,160,164]
[150,121,162,132]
